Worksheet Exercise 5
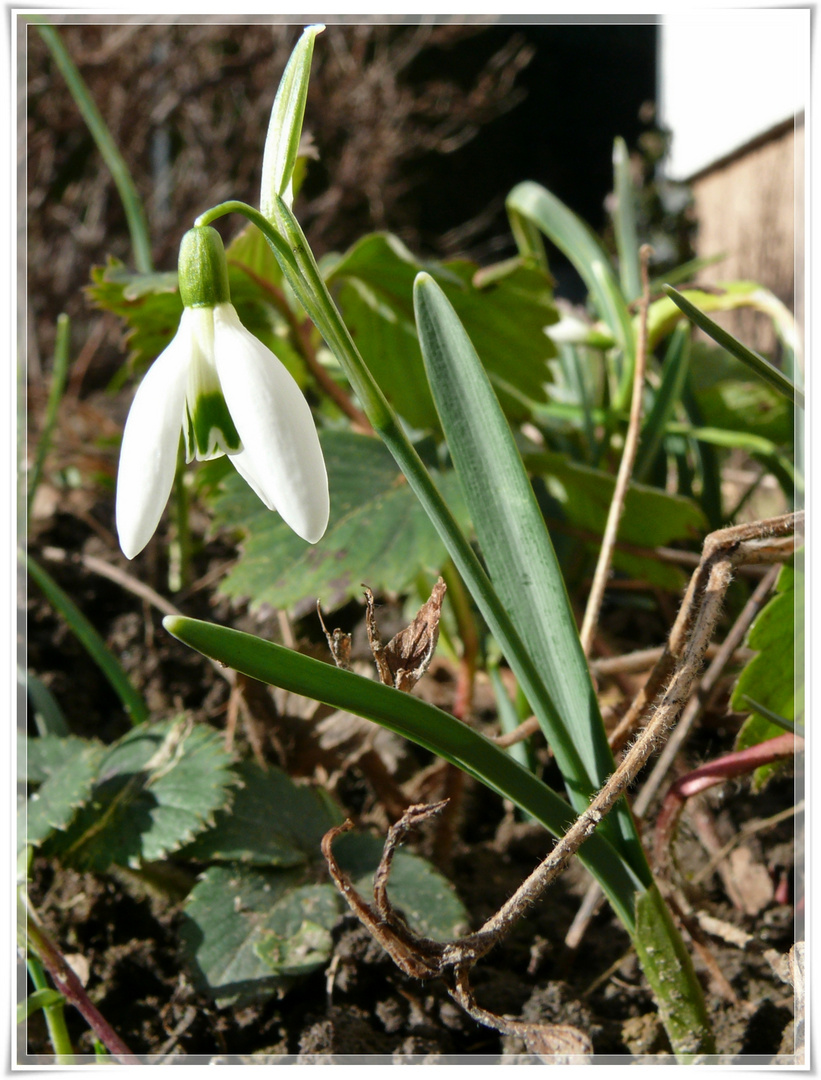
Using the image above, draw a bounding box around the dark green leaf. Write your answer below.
[180,828,469,1005]
[328,233,557,429]
[179,864,340,1006]
[527,448,706,591]
[178,760,343,866]
[24,737,104,848]
[254,918,334,977]
[732,559,802,787]
[48,719,237,871]
[21,733,93,785]
[210,429,470,613]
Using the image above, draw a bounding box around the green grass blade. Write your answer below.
[28,314,71,516]
[507,181,635,409]
[612,138,641,302]
[25,957,75,1064]
[634,323,690,483]
[635,884,716,1056]
[414,274,595,793]
[681,381,723,528]
[18,987,66,1024]
[163,614,641,929]
[488,664,535,774]
[23,669,70,737]
[739,695,800,735]
[663,285,804,409]
[26,555,149,726]
[649,253,726,292]
[36,22,153,274]
[413,274,649,879]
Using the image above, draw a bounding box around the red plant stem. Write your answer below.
[26,917,141,1065]
[654,732,800,871]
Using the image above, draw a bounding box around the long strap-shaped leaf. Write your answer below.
[663,285,804,409]
[413,274,648,875]
[507,180,635,410]
[163,614,641,930]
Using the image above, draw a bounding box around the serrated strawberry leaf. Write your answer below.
[23,736,105,849]
[46,718,237,871]
[178,760,343,867]
[209,429,470,614]
[179,865,341,1006]
[732,557,803,789]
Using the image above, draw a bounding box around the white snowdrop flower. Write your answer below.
[116,226,329,559]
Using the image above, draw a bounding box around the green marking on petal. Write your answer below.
[186,391,242,460]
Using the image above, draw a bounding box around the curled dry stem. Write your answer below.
[323,511,801,1037]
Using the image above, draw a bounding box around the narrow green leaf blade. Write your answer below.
[612,138,641,302]
[635,884,716,1056]
[23,670,69,737]
[163,614,643,930]
[414,275,608,795]
[662,285,804,408]
[507,181,634,398]
[18,989,67,1024]
[413,274,652,880]
[26,555,149,726]
[634,323,691,482]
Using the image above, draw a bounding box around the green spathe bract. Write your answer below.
[260,23,324,215]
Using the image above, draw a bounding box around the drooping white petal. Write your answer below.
[115,327,190,559]
[213,303,330,544]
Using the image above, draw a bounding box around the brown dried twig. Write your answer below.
[322,511,802,1036]
[580,245,652,656]
[569,522,797,949]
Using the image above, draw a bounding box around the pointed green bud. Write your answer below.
[178,226,231,308]
[260,23,324,218]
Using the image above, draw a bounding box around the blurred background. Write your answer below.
[26,20,661,381]
[24,13,804,449]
